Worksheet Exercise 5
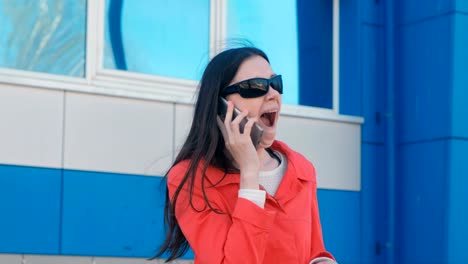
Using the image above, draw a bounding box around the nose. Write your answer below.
[265,84,280,100]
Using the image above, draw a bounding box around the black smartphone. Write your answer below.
[218,97,264,148]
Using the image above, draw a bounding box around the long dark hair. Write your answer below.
[153,47,269,261]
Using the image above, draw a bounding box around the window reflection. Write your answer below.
[103,0,210,80]
[0,0,86,77]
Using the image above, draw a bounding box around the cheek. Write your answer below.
[238,100,263,117]
[252,98,265,114]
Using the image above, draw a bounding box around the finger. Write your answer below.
[219,101,236,141]
[216,116,228,140]
[230,109,249,134]
[242,117,258,137]
[224,100,235,124]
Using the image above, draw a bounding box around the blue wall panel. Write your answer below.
[361,144,388,264]
[362,25,386,144]
[0,165,362,261]
[448,139,468,263]
[455,0,468,13]
[396,141,448,264]
[60,170,188,258]
[396,0,453,25]
[0,165,61,254]
[318,190,361,264]
[397,15,453,143]
[361,0,384,25]
[339,0,362,116]
[452,13,468,138]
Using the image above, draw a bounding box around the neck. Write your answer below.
[258,147,280,171]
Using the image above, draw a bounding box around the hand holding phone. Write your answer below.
[217,97,264,148]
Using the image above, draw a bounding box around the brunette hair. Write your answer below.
[154,47,269,261]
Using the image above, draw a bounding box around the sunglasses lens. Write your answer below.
[239,79,268,98]
[271,76,283,94]
[223,75,282,98]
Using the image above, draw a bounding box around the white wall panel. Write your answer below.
[23,255,93,264]
[94,257,151,264]
[174,104,194,157]
[277,115,361,191]
[94,257,192,264]
[0,85,64,168]
[0,254,195,264]
[0,254,22,264]
[63,92,173,176]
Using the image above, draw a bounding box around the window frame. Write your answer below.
[0,0,362,124]
[87,0,224,104]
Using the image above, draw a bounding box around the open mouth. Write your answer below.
[260,111,277,127]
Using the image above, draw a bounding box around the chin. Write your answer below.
[258,132,276,149]
[258,141,273,149]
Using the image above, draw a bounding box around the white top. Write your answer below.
[238,151,286,208]
[237,151,338,264]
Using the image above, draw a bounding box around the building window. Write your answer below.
[297,0,333,109]
[226,0,336,109]
[0,0,86,77]
[0,0,339,112]
[103,0,210,80]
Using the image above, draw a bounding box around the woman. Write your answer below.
[155,47,337,264]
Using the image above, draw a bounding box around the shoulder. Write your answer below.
[167,160,205,186]
[167,159,229,188]
[167,160,191,185]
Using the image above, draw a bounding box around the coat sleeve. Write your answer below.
[168,164,277,264]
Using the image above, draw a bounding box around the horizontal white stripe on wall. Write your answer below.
[172,102,362,191]
[0,254,22,264]
[0,85,64,168]
[63,92,174,176]
[277,115,361,191]
[0,84,361,191]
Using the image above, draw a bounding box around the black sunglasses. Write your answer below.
[221,75,283,98]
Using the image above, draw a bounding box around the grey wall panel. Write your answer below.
[0,85,63,168]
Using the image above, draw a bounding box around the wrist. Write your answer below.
[239,171,259,189]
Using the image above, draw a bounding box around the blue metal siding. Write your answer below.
[0,166,358,260]
[339,2,388,263]
[396,0,453,25]
[396,141,449,264]
[361,0,384,25]
[60,170,182,258]
[0,165,61,254]
[361,144,388,264]
[362,24,386,144]
[447,8,468,264]
[318,190,361,264]
[455,0,468,12]
[452,13,468,138]
[448,139,468,263]
[397,15,453,143]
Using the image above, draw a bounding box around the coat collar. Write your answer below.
[204,140,316,189]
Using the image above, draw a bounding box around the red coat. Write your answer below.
[168,140,335,264]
